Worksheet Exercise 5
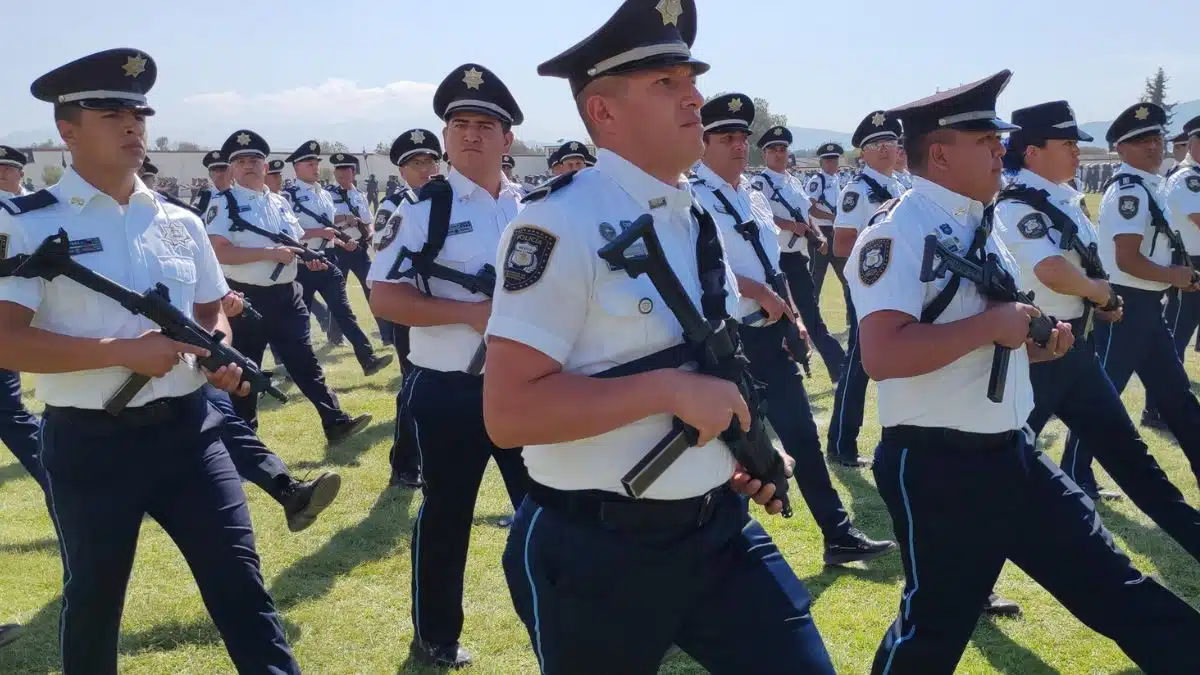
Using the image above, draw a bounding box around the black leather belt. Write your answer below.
[44,390,200,428]
[882,425,1019,451]
[527,481,729,531]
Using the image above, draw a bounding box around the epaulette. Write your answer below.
[1117,175,1139,190]
[0,189,57,216]
[417,175,452,202]
[866,198,900,228]
[397,187,418,204]
[522,171,577,204]
[155,191,201,217]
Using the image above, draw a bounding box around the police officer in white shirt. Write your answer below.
[828,110,906,468]
[192,150,229,215]
[1145,115,1200,428]
[1062,103,1200,496]
[995,100,1200,565]
[0,49,299,673]
[206,129,372,440]
[856,71,1200,675]
[483,1,836,672]
[694,93,896,565]
[894,141,913,190]
[375,128,443,489]
[806,142,848,299]
[265,159,285,194]
[367,62,530,669]
[751,127,846,382]
[282,141,390,375]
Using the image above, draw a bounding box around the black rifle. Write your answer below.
[919,234,1055,403]
[0,230,287,414]
[758,174,827,250]
[599,214,792,516]
[239,298,263,322]
[392,249,496,375]
[288,193,353,252]
[732,219,811,376]
[227,219,330,281]
[333,186,372,241]
[1055,216,1122,339]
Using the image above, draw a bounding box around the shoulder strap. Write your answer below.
[286,186,333,227]
[708,186,745,224]
[856,173,893,203]
[691,202,731,322]
[0,189,57,215]
[155,191,201,217]
[401,176,454,294]
[756,172,804,222]
[1109,173,1171,255]
[920,210,992,324]
[996,185,1074,242]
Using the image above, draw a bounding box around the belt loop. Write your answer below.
[697,489,716,527]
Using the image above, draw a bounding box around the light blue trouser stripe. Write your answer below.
[882,447,917,674]
[524,506,546,674]
[40,425,72,666]
[408,370,426,641]
[835,337,858,456]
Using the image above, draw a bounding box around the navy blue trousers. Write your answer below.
[871,427,1200,675]
[228,280,348,432]
[779,252,846,382]
[1028,324,1200,562]
[808,225,848,301]
[326,245,390,345]
[505,488,835,675]
[828,299,867,462]
[1063,286,1200,491]
[407,367,527,646]
[741,323,851,540]
[295,263,376,368]
[0,368,46,490]
[203,385,291,504]
[389,363,420,476]
[40,390,298,674]
[1145,266,1200,415]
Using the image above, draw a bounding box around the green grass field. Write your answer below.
[1,193,1196,673]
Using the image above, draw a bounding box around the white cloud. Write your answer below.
[183,78,437,122]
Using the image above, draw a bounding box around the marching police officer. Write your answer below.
[0,49,299,673]
[368,63,530,668]
[282,141,391,375]
[694,94,896,565]
[547,140,593,176]
[375,128,443,489]
[484,1,837,672]
[828,110,906,468]
[206,128,372,439]
[806,141,849,299]
[994,100,1200,563]
[1062,103,1200,495]
[328,153,392,345]
[751,126,846,382]
[192,149,229,214]
[501,153,519,184]
[265,158,285,193]
[852,70,1200,675]
[139,156,158,189]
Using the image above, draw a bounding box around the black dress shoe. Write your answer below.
[983,593,1022,617]
[829,455,872,468]
[389,470,424,489]
[1080,483,1124,502]
[824,528,898,565]
[410,638,472,669]
[362,353,394,376]
[0,623,21,648]
[325,414,373,445]
[281,472,342,532]
[1140,409,1171,432]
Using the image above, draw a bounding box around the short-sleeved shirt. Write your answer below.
[1097,163,1170,292]
[486,148,739,499]
[368,169,520,373]
[329,185,373,244]
[993,168,1097,321]
[206,183,304,286]
[1164,160,1200,252]
[690,162,781,322]
[803,171,841,226]
[0,168,228,408]
[282,180,338,251]
[834,166,904,234]
[750,168,812,256]
[372,186,417,251]
[845,176,1034,433]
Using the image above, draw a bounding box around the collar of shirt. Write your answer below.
[761,167,792,185]
[911,175,985,227]
[446,167,512,206]
[1116,162,1162,189]
[296,179,326,195]
[594,148,693,216]
[1015,168,1082,206]
[55,167,157,214]
[860,165,895,186]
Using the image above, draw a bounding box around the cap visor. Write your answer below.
[77,99,155,115]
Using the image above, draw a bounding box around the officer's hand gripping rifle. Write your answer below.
[227,219,330,281]
[1055,217,1122,338]
[761,178,827,250]
[598,214,792,516]
[732,219,811,376]
[0,230,288,415]
[919,234,1055,403]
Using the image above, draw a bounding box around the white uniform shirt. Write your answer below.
[369,169,520,373]
[1164,159,1200,253]
[993,169,1097,321]
[206,183,305,286]
[1098,163,1170,292]
[0,169,228,408]
[486,149,740,499]
[846,176,1034,432]
[690,162,781,322]
[834,166,904,234]
[895,170,914,191]
[329,184,373,244]
[750,168,813,256]
[284,180,338,251]
[803,171,841,226]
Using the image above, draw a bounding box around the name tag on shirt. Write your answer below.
[448,221,474,236]
[237,205,251,214]
[68,238,103,256]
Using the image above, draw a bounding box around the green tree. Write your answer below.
[1141,67,1176,125]
[374,141,391,154]
[510,138,537,154]
[31,139,61,150]
[41,164,63,186]
[319,167,334,184]
[318,140,350,154]
[154,136,170,151]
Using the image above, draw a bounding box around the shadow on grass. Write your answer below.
[0,462,37,490]
[802,561,903,604]
[1097,504,1200,602]
[0,538,58,555]
[971,618,1057,675]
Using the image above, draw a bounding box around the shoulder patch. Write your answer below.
[1186,175,1200,193]
[503,226,557,291]
[858,238,892,286]
[374,208,392,227]
[1118,195,1139,219]
[417,175,452,202]
[377,212,402,251]
[0,233,8,258]
[1017,213,1048,239]
[842,190,859,213]
[0,189,58,215]
[399,187,418,204]
[866,198,899,228]
[205,205,219,225]
[521,171,576,204]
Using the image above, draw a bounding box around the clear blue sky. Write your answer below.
[4,0,1198,149]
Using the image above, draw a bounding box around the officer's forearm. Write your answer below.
[773,217,802,234]
[833,228,858,259]
[1033,256,1106,304]
[1190,213,1200,229]
[810,205,836,221]
[209,237,283,266]
[735,275,771,305]
[0,306,129,373]
[302,227,330,240]
[370,281,484,328]
[858,310,999,381]
[193,301,232,346]
[1114,236,1175,284]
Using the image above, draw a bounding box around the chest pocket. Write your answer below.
[154,256,198,310]
[433,230,489,273]
[594,275,674,357]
